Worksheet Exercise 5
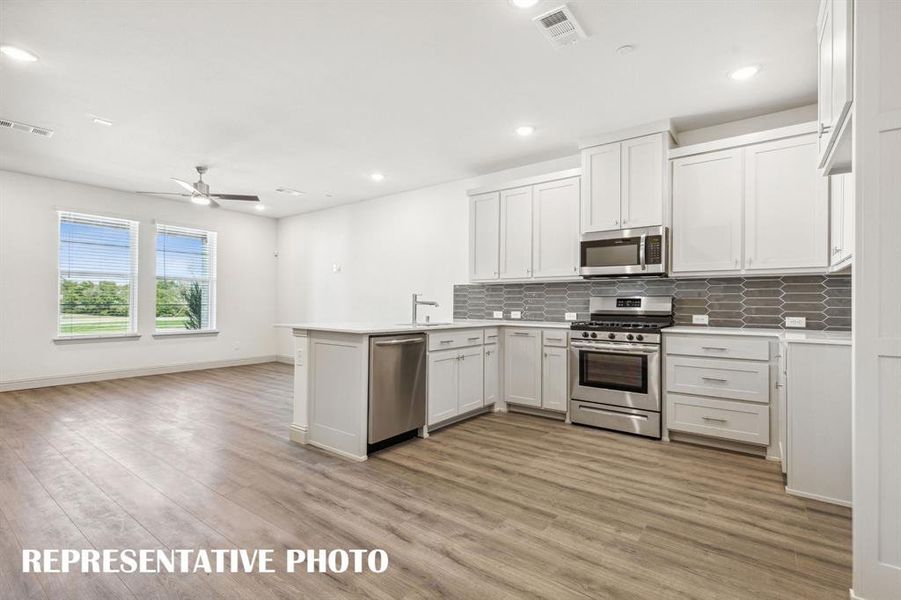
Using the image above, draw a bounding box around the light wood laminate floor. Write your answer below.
[0,363,851,599]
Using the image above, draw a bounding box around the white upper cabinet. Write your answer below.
[621,134,665,229]
[671,148,743,273]
[817,0,853,172]
[499,186,534,279]
[581,132,667,233]
[744,135,828,271]
[581,143,622,232]
[468,169,580,283]
[830,172,854,269]
[469,192,500,281]
[532,176,580,278]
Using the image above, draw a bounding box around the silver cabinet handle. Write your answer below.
[701,346,727,351]
[613,219,620,225]
[439,339,453,345]
[702,416,728,423]
[701,376,728,383]
[818,122,833,137]
[734,259,740,268]
[374,338,424,346]
[833,246,841,255]
[467,337,481,341]
[485,350,492,356]
[543,352,548,358]
[513,332,531,336]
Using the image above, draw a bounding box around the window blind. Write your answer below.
[58,211,139,336]
[155,224,217,331]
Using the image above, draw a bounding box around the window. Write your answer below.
[155,224,217,331]
[58,211,139,337]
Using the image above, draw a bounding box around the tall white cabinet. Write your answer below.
[580,131,670,233]
[670,127,829,276]
[817,0,853,173]
[468,170,580,283]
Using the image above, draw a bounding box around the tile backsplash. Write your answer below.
[453,275,851,331]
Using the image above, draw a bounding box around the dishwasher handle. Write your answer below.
[373,338,425,346]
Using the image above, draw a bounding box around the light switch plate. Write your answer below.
[564,312,577,321]
[492,310,503,319]
[785,316,806,328]
[510,311,522,319]
[692,314,709,325]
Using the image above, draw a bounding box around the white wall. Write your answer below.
[0,170,279,389]
[275,155,579,356]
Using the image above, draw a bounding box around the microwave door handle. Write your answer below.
[639,233,647,271]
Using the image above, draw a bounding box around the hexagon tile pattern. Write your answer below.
[453,275,851,331]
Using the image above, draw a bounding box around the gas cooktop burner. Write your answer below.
[570,321,664,331]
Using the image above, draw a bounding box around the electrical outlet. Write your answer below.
[564,312,577,321]
[492,311,503,319]
[692,314,709,325]
[510,310,522,319]
[785,316,807,328]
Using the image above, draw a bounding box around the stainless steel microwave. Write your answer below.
[579,226,668,277]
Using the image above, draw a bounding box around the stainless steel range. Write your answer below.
[569,296,673,439]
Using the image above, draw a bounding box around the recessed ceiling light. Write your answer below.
[730,65,759,81]
[255,204,265,211]
[509,0,539,7]
[515,125,535,137]
[370,172,385,182]
[0,45,38,62]
[191,196,210,206]
[275,187,304,196]
[616,44,635,55]
[91,116,113,127]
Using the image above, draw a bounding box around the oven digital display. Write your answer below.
[616,298,642,308]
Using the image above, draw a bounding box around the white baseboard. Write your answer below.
[0,355,279,392]
[289,423,309,444]
[276,354,294,365]
[785,486,852,508]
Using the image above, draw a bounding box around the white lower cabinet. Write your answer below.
[785,342,851,506]
[457,346,485,414]
[484,343,499,405]
[427,349,462,425]
[666,393,769,446]
[541,346,568,412]
[504,329,541,407]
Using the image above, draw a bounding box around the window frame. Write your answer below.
[154,223,218,333]
[56,210,140,339]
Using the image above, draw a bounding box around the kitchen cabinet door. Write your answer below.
[621,134,664,229]
[499,186,533,279]
[532,176,580,278]
[830,172,854,267]
[817,0,834,160]
[744,135,828,271]
[581,143,622,233]
[428,350,459,425]
[504,329,541,407]
[484,343,499,406]
[541,345,568,412]
[817,0,854,168]
[457,346,485,414]
[671,148,743,273]
[469,192,500,281]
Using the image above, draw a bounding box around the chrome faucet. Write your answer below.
[411,293,439,325]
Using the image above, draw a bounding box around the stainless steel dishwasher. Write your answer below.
[368,333,426,448]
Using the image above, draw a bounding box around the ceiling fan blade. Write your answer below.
[209,193,260,202]
[171,178,198,194]
[136,191,193,196]
[208,196,220,209]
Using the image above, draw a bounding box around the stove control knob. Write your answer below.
[590,332,598,338]
[636,334,644,341]
[582,332,589,338]
[607,333,616,340]
[626,334,634,341]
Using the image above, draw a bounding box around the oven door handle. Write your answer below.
[571,342,659,355]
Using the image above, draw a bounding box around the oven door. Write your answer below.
[569,341,661,412]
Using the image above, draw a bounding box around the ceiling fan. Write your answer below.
[137,166,259,208]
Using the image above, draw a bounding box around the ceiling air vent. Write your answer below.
[533,5,587,48]
[0,118,54,138]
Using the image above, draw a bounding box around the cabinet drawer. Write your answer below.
[665,333,771,361]
[666,393,769,445]
[428,329,483,351]
[542,330,568,347]
[483,328,500,344]
[666,356,770,403]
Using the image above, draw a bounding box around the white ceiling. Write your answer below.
[0,0,818,218]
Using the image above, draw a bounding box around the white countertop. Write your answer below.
[274,319,571,335]
[663,326,851,345]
